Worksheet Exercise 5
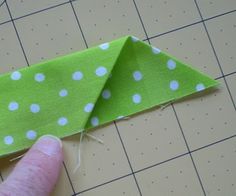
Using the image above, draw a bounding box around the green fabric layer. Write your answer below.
[0,36,218,157]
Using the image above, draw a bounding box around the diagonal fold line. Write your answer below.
[83,37,130,129]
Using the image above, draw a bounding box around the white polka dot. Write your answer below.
[131,36,139,42]
[167,59,176,70]
[170,80,179,91]
[4,136,14,145]
[35,73,45,82]
[26,130,37,140]
[117,116,124,119]
[133,71,143,81]
[196,83,205,92]
[102,89,111,99]
[11,71,21,80]
[84,103,94,113]
[59,89,68,97]
[99,43,109,50]
[8,102,19,111]
[152,46,161,54]
[91,117,99,126]
[95,66,107,77]
[132,94,142,104]
[30,104,40,113]
[57,117,68,126]
[72,71,83,81]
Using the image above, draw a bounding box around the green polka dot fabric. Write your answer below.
[0,35,218,157]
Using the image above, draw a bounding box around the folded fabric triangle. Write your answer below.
[0,35,218,157]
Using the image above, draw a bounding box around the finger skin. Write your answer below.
[0,135,63,196]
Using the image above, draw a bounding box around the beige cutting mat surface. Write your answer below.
[0,0,236,195]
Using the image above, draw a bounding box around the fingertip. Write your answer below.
[32,134,63,157]
[1,135,64,196]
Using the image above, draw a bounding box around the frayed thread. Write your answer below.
[9,153,25,162]
[160,102,172,110]
[72,132,104,174]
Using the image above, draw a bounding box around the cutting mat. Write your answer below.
[0,0,236,195]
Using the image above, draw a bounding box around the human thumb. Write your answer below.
[0,135,63,196]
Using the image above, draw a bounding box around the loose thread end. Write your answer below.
[73,131,84,174]
[85,133,104,144]
[9,153,25,162]
[160,101,172,110]
[72,131,105,174]
[72,161,81,174]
